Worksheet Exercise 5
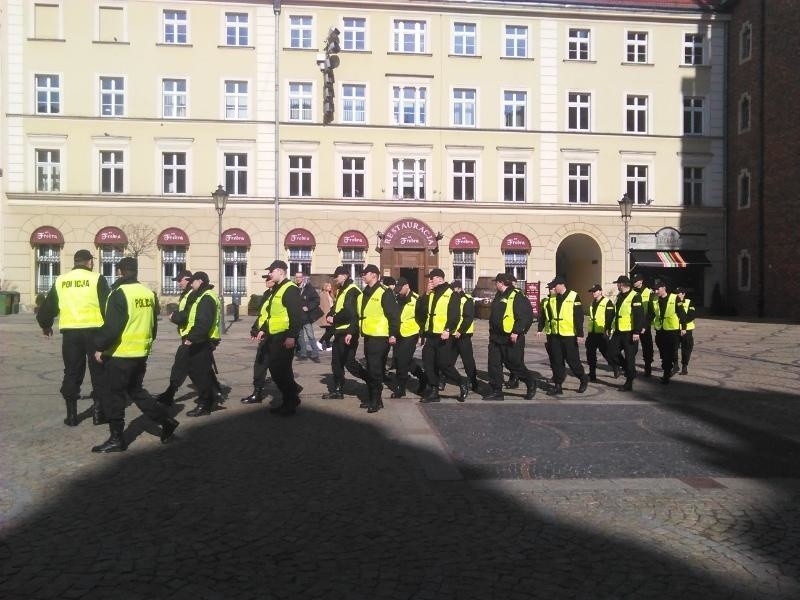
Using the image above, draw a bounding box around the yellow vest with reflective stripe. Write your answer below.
[457,293,475,334]
[185,289,221,340]
[333,282,361,331]
[177,290,194,337]
[589,297,610,334]
[615,292,636,332]
[638,286,652,318]
[552,290,578,336]
[542,295,555,335]
[427,288,453,334]
[500,289,520,334]
[399,292,420,337]
[55,269,104,329]
[359,285,389,336]
[107,283,155,358]
[652,294,680,331]
[679,298,695,330]
[260,281,297,334]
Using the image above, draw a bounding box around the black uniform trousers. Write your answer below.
[330,332,365,386]
[549,335,586,384]
[488,334,533,391]
[640,328,654,366]
[252,339,270,388]
[394,334,423,387]
[363,336,390,395]
[680,331,694,366]
[186,342,215,406]
[264,334,300,408]
[98,356,168,425]
[585,332,610,370]
[655,329,680,376]
[454,334,477,383]
[608,332,639,380]
[168,344,190,389]
[422,335,463,387]
[60,328,104,401]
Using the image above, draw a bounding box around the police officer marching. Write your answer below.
[37,249,111,427]
[544,276,589,395]
[585,283,615,382]
[451,280,479,392]
[390,276,427,398]
[607,275,645,391]
[651,280,684,385]
[182,272,221,417]
[241,274,276,404]
[675,287,696,375]
[632,273,655,377]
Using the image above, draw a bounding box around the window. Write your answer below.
[288,82,312,122]
[223,247,247,295]
[163,9,187,44]
[162,246,187,295]
[452,88,476,127]
[568,92,590,131]
[739,94,751,132]
[393,86,427,126]
[738,169,751,209]
[683,33,704,66]
[342,157,364,198]
[568,28,590,60]
[36,149,61,192]
[224,153,247,196]
[35,74,60,114]
[343,17,366,51]
[738,250,751,291]
[683,166,703,206]
[36,245,60,294]
[453,22,476,56]
[503,91,526,129]
[100,150,123,193]
[342,84,366,123]
[98,6,124,42]
[289,155,311,197]
[625,165,648,204]
[452,251,476,292]
[626,31,648,63]
[683,96,704,135]
[162,78,187,118]
[504,251,527,288]
[34,3,60,39]
[739,22,752,63]
[289,15,313,49]
[452,160,475,201]
[225,12,248,46]
[503,161,526,202]
[288,248,312,276]
[341,249,365,287]
[162,152,186,194]
[100,76,124,117]
[504,25,527,58]
[392,158,426,200]
[626,95,648,133]
[224,80,248,119]
[393,20,426,53]
[567,163,590,203]
[100,245,125,286]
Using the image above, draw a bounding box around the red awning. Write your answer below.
[95,226,127,246]
[449,232,480,251]
[337,229,369,249]
[157,227,189,247]
[284,228,316,248]
[220,228,251,247]
[501,232,531,251]
[30,226,64,245]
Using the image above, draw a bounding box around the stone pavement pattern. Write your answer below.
[1,313,799,599]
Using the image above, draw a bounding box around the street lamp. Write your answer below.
[618,193,634,275]
[212,185,228,335]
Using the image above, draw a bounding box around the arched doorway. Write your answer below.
[378,218,439,293]
[555,234,603,306]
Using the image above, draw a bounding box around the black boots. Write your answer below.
[322,383,344,400]
[577,375,589,394]
[156,384,177,406]
[612,365,621,379]
[470,378,480,392]
[644,363,652,377]
[524,378,538,400]
[91,422,127,453]
[92,400,108,425]
[588,368,597,383]
[187,393,213,417]
[63,399,79,427]
[390,384,406,398]
[160,417,179,443]
[482,389,504,401]
[681,365,689,375]
[457,381,469,403]
[241,387,265,404]
[548,383,564,396]
[367,391,383,414]
[420,388,441,403]
[504,375,520,389]
[620,378,633,391]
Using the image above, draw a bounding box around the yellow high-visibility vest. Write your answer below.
[615,292,637,332]
[426,288,453,334]
[106,283,155,358]
[55,269,104,329]
[399,292,420,337]
[359,285,390,336]
[589,297,610,334]
[184,289,221,340]
[456,293,475,334]
[552,290,578,336]
[333,282,361,331]
[259,281,298,334]
[679,298,695,331]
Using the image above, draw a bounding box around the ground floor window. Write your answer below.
[99,245,125,285]
[504,251,528,289]
[452,250,476,292]
[35,245,61,294]
[223,246,247,295]
[288,247,312,276]
[341,248,365,287]
[161,245,187,295]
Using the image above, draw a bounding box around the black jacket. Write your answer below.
[613,290,645,333]
[184,283,217,343]
[330,279,361,336]
[259,278,303,339]
[420,283,461,336]
[489,285,533,339]
[553,289,585,338]
[250,288,273,336]
[37,266,111,330]
[360,283,400,337]
[453,290,475,334]
[94,275,158,353]
[298,281,323,323]
[169,287,196,329]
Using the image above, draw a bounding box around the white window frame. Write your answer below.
[288,155,312,197]
[224,152,248,196]
[502,90,527,129]
[567,27,591,61]
[342,16,367,51]
[738,169,751,209]
[561,149,598,205]
[288,15,313,49]
[567,91,591,132]
[35,148,62,192]
[341,156,366,199]
[288,248,313,277]
[503,24,528,58]
[625,164,649,205]
[498,147,533,204]
[161,77,188,118]
[452,88,476,127]
[738,93,751,133]
[335,142,371,199]
[625,30,648,64]
[288,81,313,122]
[452,251,476,292]
[451,158,477,202]
[99,150,125,194]
[35,73,61,114]
[162,151,188,195]
[386,144,432,201]
[393,19,426,54]
[392,158,427,200]
[154,138,192,195]
[392,85,427,126]
[161,245,188,295]
[504,251,528,287]
[682,165,703,207]
[452,21,477,56]
[737,250,751,291]
[162,9,188,44]
[683,96,704,135]
[739,22,752,64]
[503,161,526,203]
[36,244,61,294]
[94,2,128,43]
[567,163,591,204]
[29,135,68,193]
[31,1,64,40]
[222,246,248,295]
[100,245,126,286]
[682,32,704,66]
[99,75,125,117]
[341,83,367,124]
[223,80,249,120]
[625,94,649,134]
[224,12,249,47]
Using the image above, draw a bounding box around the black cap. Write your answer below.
[331,265,350,277]
[654,279,668,289]
[396,276,409,288]
[362,264,380,275]
[190,271,209,284]
[427,268,445,279]
[117,257,138,273]
[676,287,687,294]
[172,269,192,282]
[613,275,631,285]
[548,275,567,287]
[74,249,95,262]
[382,276,396,286]
[266,260,288,272]
[588,284,602,293]
[632,273,646,283]
[451,279,463,289]
[493,272,512,284]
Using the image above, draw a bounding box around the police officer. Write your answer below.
[585,283,615,382]
[37,249,111,427]
[91,257,178,452]
[632,273,654,377]
[419,268,469,403]
[651,280,683,385]
[322,266,366,400]
[241,275,276,404]
[546,276,588,395]
[676,287,696,375]
[358,264,400,413]
[451,280,479,391]
[181,272,221,417]
[156,269,193,405]
[391,276,427,398]
[483,273,537,401]
[607,275,645,391]
[535,282,558,386]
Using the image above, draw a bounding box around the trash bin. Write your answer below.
[231,292,241,322]
[0,291,18,315]
[10,292,20,314]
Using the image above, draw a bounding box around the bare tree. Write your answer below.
[125,223,157,259]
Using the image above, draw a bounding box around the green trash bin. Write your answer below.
[0,292,11,315]
[10,292,20,314]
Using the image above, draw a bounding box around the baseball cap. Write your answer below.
[331,265,350,277]
[190,271,209,284]
[117,257,138,273]
[362,264,380,275]
[266,260,288,272]
[427,268,445,279]
[74,249,95,262]
[632,273,646,283]
[492,272,512,284]
[654,279,668,289]
[172,269,192,282]
[613,275,631,285]
[382,276,396,286]
[588,284,602,293]
[451,279,463,289]
[548,275,567,287]
[676,286,687,294]
[396,276,409,288]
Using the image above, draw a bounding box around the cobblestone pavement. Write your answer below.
[1,312,799,599]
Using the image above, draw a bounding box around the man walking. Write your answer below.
[651,280,683,385]
[675,287,696,375]
[607,275,645,391]
[156,269,194,405]
[632,273,654,377]
[241,275,275,404]
[181,272,221,417]
[544,276,588,395]
[585,283,615,382]
[390,277,427,398]
[294,271,322,363]
[37,249,111,427]
[451,280,479,391]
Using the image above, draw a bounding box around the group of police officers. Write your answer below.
[38,250,697,451]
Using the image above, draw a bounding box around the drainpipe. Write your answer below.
[756,0,765,317]
[273,0,281,257]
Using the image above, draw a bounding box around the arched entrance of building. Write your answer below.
[378,218,439,293]
[555,234,603,306]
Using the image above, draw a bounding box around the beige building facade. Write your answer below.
[1,0,726,311]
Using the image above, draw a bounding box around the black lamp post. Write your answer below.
[618,193,634,275]
[212,185,229,335]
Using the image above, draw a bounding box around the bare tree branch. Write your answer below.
[125,223,157,259]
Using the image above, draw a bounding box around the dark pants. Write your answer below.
[422,335,463,387]
[320,326,334,346]
[363,336,389,395]
[655,329,680,376]
[549,335,586,384]
[168,344,190,389]
[640,328,654,366]
[585,332,609,371]
[98,356,167,425]
[454,334,477,382]
[252,339,270,388]
[680,331,694,366]
[186,342,215,406]
[264,334,300,408]
[488,334,533,391]
[60,328,103,401]
[608,332,639,380]
[330,332,364,386]
[394,334,423,387]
